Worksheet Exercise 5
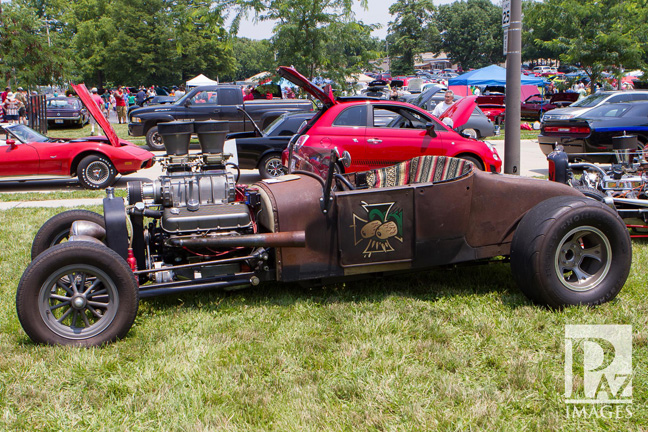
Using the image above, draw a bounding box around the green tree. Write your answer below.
[524,0,648,88]
[387,0,436,75]
[433,0,504,70]
[0,2,72,88]
[69,0,235,87]
[222,37,276,82]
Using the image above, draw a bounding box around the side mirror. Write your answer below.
[184,99,192,107]
[425,122,437,138]
[7,139,16,149]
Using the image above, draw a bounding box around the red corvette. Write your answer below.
[0,84,154,189]
[278,66,502,175]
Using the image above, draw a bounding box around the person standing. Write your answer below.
[15,87,28,124]
[100,89,111,118]
[174,85,185,100]
[4,92,21,124]
[432,90,456,117]
[90,88,104,135]
[136,87,146,106]
[1,86,10,103]
[114,86,127,124]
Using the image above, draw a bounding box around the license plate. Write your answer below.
[55,119,64,124]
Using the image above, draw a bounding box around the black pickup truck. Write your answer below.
[128,85,314,150]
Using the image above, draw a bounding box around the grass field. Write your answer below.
[0,207,646,431]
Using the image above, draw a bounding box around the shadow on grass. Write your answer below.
[141,259,533,315]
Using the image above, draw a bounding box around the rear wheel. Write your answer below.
[259,154,285,179]
[31,210,105,260]
[510,196,631,307]
[16,242,139,346]
[461,128,478,139]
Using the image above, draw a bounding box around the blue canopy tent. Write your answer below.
[448,65,546,101]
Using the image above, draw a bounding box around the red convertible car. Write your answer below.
[277,66,502,174]
[0,84,154,189]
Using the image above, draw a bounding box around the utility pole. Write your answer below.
[504,0,521,175]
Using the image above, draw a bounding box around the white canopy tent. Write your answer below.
[186,74,219,88]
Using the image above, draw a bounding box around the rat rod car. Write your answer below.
[16,91,632,347]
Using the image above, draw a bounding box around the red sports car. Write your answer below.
[0,84,155,189]
[278,66,502,175]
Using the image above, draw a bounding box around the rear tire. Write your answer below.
[16,242,139,346]
[259,154,285,179]
[510,196,631,308]
[31,210,105,260]
[461,128,478,139]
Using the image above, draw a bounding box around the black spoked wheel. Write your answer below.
[146,126,164,151]
[31,209,105,260]
[77,155,117,189]
[259,154,285,179]
[510,196,631,308]
[17,242,139,346]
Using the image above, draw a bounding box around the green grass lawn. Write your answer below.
[0,207,646,431]
[49,122,147,147]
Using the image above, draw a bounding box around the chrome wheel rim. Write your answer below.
[38,264,118,339]
[265,158,284,177]
[86,161,110,185]
[554,226,612,292]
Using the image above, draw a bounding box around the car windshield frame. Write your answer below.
[4,124,51,143]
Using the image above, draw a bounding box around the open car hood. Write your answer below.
[71,83,121,147]
[277,66,337,108]
[439,95,477,130]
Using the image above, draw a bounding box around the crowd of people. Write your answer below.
[1,86,29,124]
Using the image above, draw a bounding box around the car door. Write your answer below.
[217,88,246,132]
[365,105,446,166]
[521,95,543,117]
[179,90,221,122]
[0,142,40,176]
[312,105,369,164]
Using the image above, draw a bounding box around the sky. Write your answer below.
[235,0,497,40]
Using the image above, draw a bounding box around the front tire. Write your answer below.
[77,155,117,189]
[510,196,631,308]
[146,126,164,151]
[258,154,285,179]
[31,210,105,260]
[16,242,139,346]
[458,155,484,171]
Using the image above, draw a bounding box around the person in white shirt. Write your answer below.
[432,90,455,117]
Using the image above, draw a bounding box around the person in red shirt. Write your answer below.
[243,86,254,101]
[114,86,127,124]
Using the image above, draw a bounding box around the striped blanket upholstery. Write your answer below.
[364,156,473,188]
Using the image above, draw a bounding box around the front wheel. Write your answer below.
[458,155,484,171]
[16,242,139,346]
[510,196,631,308]
[258,154,285,179]
[77,155,116,189]
[31,209,105,260]
[146,126,164,151]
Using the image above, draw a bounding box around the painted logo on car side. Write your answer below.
[351,201,403,258]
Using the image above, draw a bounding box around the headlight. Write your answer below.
[131,117,142,123]
[484,140,498,154]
